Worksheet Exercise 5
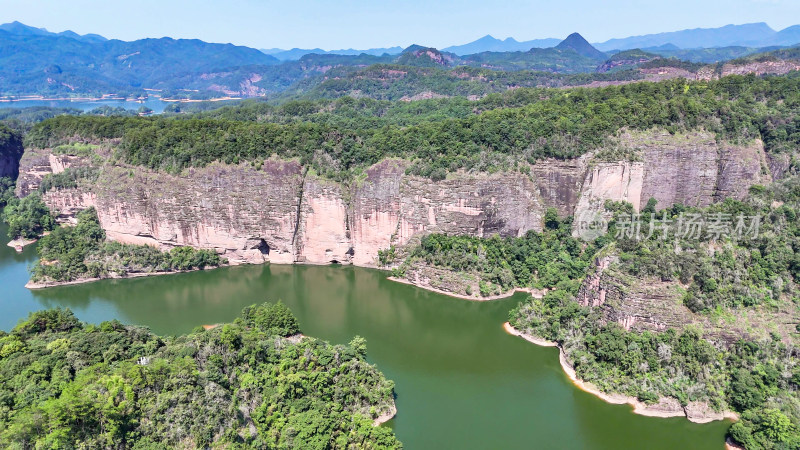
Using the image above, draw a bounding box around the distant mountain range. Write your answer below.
[594,22,800,51]
[442,35,560,55]
[0,20,798,100]
[556,33,606,59]
[259,22,800,61]
[0,22,279,96]
[262,46,404,61]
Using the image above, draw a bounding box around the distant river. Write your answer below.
[0,97,173,113]
[0,221,731,449]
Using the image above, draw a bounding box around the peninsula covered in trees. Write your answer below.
[0,303,400,448]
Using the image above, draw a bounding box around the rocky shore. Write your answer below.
[387,275,543,301]
[25,266,219,289]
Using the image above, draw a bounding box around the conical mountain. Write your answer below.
[555,32,606,59]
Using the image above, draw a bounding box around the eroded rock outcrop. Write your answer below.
[577,256,692,332]
[15,129,776,267]
[576,254,748,344]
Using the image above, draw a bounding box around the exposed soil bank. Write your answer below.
[503,322,739,424]
[387,276,543,301]
[7,237,37,251]
[373,404,397,426]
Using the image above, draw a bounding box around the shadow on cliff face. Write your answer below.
[0,124,24,180]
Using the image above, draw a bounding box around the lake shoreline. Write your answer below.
[0,94,242,104]
[25,266,220,289]
[502,322,739,425]
[386,276,543,301]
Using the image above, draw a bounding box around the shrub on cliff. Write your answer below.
[38,166,99,194]
[0,177,13,210]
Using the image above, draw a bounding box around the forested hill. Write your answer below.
[0,29,280,98]
[23,74,800,181]
[0,304,400,448]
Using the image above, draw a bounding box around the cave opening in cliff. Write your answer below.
[257,239,270,255]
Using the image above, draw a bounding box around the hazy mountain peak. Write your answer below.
[0,21,107,43]
[0,21,48,36]
[556,32,606,59]
[443,34,559,55]
[402,44,430,53]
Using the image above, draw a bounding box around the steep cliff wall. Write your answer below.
[571,131,771,232]
[635,130,770,208]
[16,128,775,267]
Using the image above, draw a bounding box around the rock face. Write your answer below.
[696,60,800,81]
[571,130,771,237]
[16,129,776,266]
[636,131,770,207]
[576,255,748,344]
[577,256,693,333]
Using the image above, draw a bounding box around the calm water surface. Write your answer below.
[0,97,174,113]
[0,222,730,449]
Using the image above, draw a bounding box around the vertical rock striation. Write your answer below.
[16,129,775,267]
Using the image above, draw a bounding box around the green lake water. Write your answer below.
[0,222,730,449]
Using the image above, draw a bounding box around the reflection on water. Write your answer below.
[0,222,730,449]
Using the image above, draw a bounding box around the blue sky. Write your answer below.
[0,0,798,50]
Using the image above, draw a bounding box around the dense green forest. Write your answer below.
[0,304,400,448]
[23,74,800,181]
[390,174,800,448]
[31,208,222,283]
[273,64,646,102]
[0,177,13,210]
